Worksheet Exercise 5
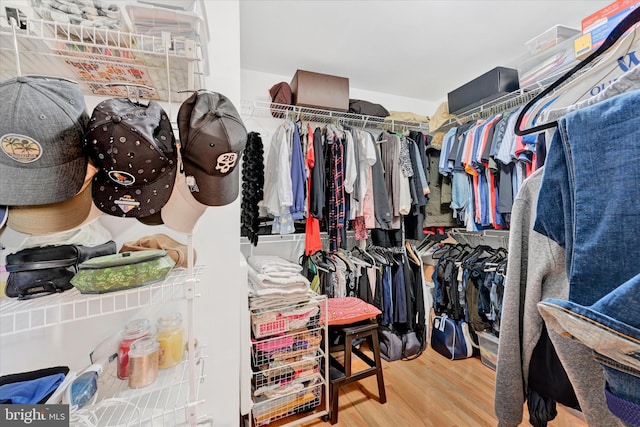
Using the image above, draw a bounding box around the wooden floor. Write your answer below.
[269,344,586,427]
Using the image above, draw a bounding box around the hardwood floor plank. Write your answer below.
[265,345,587,427]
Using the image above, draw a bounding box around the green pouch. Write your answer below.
[70,250,176,294]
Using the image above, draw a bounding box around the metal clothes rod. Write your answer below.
[241,99,430,133]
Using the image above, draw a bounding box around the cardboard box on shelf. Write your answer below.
[290,69,349,112]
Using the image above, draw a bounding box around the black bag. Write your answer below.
[348,99,389,118]
[5,241,117,299]
[379,325,425,361]
[378,325,403,362]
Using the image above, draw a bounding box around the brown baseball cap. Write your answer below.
[177,91,247,206]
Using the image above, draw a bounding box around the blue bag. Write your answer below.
[430,314,474,360]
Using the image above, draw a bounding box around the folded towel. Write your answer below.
[247,255,303,274]
[249,291,317,309]
[248,266,310,289]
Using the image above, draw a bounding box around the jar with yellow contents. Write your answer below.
[157,312,184,369]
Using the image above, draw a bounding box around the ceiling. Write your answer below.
[239,1,611,103]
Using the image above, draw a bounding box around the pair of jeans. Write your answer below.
[538,261,640,426]
[534,89,640,306]
[535,90,640,425]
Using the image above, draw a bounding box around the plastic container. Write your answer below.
[157,313,184,369]
[117,318,151,379]
[477,331,500,371]
[70,250,175,294]
[517,33,582,88]
[128,336,160,389]
[525,25,580,55]
[67,364,103,409]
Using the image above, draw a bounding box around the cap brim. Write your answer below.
[0,156,86,206]
[182,157,239,207]
[137,211,164,226]
[8,181,93,235]
[0,205,7,229]
[161,172,207,233]
[92,166,176,218]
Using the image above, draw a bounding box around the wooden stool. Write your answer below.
[327,321,386,424]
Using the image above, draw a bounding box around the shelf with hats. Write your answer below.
[75,344,207,426]
[0,17,205,102]
[241,99,431,133]
[0,265,203,337]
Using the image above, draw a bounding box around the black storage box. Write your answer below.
[447,67,519,115]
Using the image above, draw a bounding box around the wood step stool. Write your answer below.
[327,321,387,424]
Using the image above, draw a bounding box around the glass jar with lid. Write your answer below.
[117,318,151,379]
[157,312,184,369]
[128,336,160,389]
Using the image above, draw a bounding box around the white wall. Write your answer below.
[242,68,437,115]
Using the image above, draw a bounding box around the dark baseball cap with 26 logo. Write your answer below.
[84,98,177,218]
[177,91,247,207]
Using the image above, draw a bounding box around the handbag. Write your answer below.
[430,314,474,360]
[378,325,403,362]
[401,330,426,360]
[5,241,117,299]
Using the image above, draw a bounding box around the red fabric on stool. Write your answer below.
[322,297,381,326]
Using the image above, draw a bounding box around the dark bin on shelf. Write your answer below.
[447,67,519,115]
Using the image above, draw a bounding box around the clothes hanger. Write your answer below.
[523,25,640,130]
[105,82,154,105]
[515,7,640,136]
[514,8,640,136]
[404,241,421,265]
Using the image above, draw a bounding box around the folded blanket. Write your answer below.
[248,266,310,290]
[247,255,303,274]
[249,291,317,309]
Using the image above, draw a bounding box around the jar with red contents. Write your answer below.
[117,319,151,379]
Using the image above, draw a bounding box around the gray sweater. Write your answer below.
[494,168,621,427]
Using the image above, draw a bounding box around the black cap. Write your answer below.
[85,99,177,218]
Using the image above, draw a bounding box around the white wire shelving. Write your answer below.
[0,266,203,337]
[72,346,207,426]
[241,99,430,133]
[247,293,330,426]
[0,18,205,102]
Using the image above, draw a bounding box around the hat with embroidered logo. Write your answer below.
[0,76,88,206]
[177,91,247,206]
[84,98,177,218]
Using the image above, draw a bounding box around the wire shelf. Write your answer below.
[241,99,430,133]
[72,346,207,426]
[0,18,205,101]
[252,379,324,427]
[252,327,324,367]
[0,266,203,337]
[250,294,324,339]
[252,351,324,393]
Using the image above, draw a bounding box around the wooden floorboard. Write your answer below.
[266,344,587,427]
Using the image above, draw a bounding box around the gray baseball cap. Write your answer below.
[0,76,89,206]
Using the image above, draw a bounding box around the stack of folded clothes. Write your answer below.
[34,0,121,28]
[247,256,315,307]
